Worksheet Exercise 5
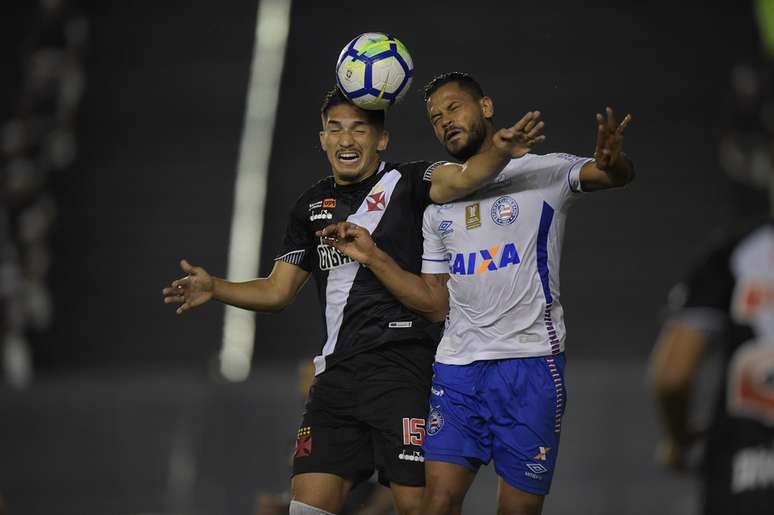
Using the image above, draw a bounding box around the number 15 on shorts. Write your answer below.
[402,417,425,446]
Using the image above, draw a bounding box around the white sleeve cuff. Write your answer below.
[568,158,592,193]
[421,255,450,274]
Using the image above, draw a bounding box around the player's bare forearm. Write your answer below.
[213,262,309,313]
[654,386,694,444]
[429,147,510,204]
[649,321,707,447]
[604,152,635,186]
[366,246,449,321]
[212,278,285,312]
[580,153,635,191]
[430,111,545,203]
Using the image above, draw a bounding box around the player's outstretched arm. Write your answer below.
[317,222,449,322]
[162,259,309,315]
[647,319,708,471]
[429,111,546,203]
[579,107,635,191]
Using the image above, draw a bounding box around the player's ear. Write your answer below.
[319,131,326,151]
[377,129,389,152]
[480,96,494,119]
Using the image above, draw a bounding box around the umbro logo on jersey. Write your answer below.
[439,220,453,236]
[450,243,521,275]
[317,243,355,270]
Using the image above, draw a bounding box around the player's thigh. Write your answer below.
[497,478,545,515]
[364,377,429,489]
[423,362,492,466]
[488,355,566,497]
[354,344,435,489]
[291,472,353,514]
[293,366,375,488]
[421,460,476,515]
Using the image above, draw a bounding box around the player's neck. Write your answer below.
[478,124,498,155]
[333,158,382,187]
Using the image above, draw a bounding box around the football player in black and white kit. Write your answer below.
[649,217,774,514]
[163,87,545,515]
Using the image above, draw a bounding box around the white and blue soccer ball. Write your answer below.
[336,32,414,111]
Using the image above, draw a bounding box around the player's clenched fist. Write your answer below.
[162,259,214,315]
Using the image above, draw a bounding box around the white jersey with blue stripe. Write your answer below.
[421,153,591,364]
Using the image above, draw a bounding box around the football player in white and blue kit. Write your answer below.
[319,73,634,515]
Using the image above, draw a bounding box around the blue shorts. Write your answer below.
[423,354,567,496]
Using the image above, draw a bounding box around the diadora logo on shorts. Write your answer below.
[317,242,354,270]
[431,386,444,397]
[398,450,425,462]
[450,243,521,275]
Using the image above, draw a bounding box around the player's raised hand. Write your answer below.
[316,222,377,265]
[593,107,632,170]
[162,259,214,315]
[494,110,546,158]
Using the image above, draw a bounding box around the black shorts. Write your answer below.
[292,340,434,487]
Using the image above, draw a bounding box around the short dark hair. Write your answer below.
[423,72,485,102]
[320,87,385,127]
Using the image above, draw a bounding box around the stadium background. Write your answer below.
[0,1,770,514]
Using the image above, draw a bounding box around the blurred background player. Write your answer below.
[648,217,773,515]
[320,72,634,515]
[163,87,545,515]
[648,2,774,513]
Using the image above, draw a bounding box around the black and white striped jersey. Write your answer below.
[667,217,774,510]
[275,161,443,375]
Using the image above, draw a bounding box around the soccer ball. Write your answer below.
[336,32,414,111]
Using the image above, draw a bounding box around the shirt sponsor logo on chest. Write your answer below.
[317,242,355,271]
[450,242,521,275]
[309,198,337,221]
